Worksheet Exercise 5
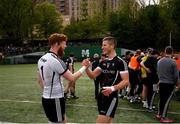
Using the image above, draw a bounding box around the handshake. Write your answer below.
[81,58,91,68]
[78,58,91,74]
[79,59,115,96]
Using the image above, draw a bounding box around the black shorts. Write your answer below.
[97,92,118,118]
[141,77,149,86]
[42,97,65,123]
[146,74,159,85]
[129,68,140,85]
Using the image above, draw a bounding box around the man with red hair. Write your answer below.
[37,33,89,123]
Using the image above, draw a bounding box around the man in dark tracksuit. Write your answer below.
[157,46,179,123]
[143,49,159,111]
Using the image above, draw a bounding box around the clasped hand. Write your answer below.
[82,58,91,67]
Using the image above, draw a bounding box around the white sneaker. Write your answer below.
[118,94,122,97]
[130,97,135,103]
[142,101,148,108]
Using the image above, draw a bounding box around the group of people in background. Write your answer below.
[0,52,4,61]
[124,47,160,112]
[0,45,35,56]
[91,46,180,123]
[37,33,179,123]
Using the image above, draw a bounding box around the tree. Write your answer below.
[108,12,136,49]
[135,5,164,49]
[34,2,63,38]
[0,0,32,41]
[64,11,108,40]
[80,0,88,21]
[63,22,83,40]
[64,18,107,40]
[156,1,176,48]
[170,0,180,49]
[107,0,138,49]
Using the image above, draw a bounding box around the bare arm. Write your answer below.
[102,71,129,96]
[37,71,44,90]
[63,69,83,82]
[86,67,101,80]
[63,59,90,82]
[114,72,129,91]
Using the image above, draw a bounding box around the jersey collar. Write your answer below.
[48,51,58,57]
[107,55,117,61]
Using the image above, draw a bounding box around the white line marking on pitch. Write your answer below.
[0,99,180,115]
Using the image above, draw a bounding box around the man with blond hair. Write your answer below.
[85,36,129,123]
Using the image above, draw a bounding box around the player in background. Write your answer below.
[64,53,79,99]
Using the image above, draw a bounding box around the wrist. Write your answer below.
[110,86,115,92]
[79,66,86,74]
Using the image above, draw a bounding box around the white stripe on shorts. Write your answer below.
[162,89,174,117]
[55,98,62,122]
[106,98,117,116]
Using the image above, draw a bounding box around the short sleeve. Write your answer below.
[117,57,128,74]
[50,58,68,75]
[98,60,104,70]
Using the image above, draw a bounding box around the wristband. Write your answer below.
[110,86,115,92]
[79,66,86,74]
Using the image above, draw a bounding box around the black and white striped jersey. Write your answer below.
[38,51,68,98]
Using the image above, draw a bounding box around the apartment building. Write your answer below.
[49,0,121,24]
[49,0,139,25]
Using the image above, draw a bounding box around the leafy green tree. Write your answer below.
[64,14,108,40]
[0,0,32,40]
[63,22,83,40]
[80,0,88,21]
[156,1,176,48]
[90,15,108,38]
[135,5,161,49]
[170,0,180,49]
[64,20,97,40]
[108,0,138,49]
[34,2,63,38]
[108,12,136,49]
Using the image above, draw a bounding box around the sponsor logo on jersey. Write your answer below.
[102,69,115,74]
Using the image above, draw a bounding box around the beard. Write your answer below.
[57,47,64,57]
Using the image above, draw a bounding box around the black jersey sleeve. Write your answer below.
[98,59,105,70]
[116,57,128,72]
